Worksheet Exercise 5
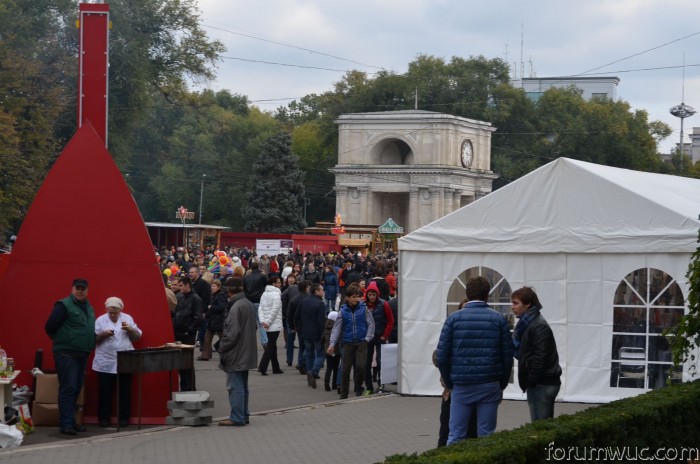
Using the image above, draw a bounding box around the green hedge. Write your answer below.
[383,381,700,464]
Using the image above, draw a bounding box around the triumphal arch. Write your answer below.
[331,110,497,233]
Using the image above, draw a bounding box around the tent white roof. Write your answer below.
[399,158,700,253]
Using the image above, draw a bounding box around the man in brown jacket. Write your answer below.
[218,277,258,426]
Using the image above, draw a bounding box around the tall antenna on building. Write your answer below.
[520,23,524,82]
[682,52,687,103]
[669,52,696,172]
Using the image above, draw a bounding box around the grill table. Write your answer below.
[117,347,194,429]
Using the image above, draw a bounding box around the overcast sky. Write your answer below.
[195,0,700,155]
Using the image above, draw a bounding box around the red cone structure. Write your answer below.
[0,123,175,423]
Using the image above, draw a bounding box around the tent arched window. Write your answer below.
[446,266,513,327]
[610,268,685,389]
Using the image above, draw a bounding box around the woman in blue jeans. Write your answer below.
[511,287,562,421]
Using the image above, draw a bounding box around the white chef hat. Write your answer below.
[104,296,124,310]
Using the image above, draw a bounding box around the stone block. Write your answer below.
[172,391,209,402]
[169,408,212,418]
[166,400,215,410]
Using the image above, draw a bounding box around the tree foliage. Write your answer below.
[127,90,278,229]
[243,132,306,233]
[291,122,336,225]
[0,0,75,236]
[666,227,700,378]
[488,89,668,188]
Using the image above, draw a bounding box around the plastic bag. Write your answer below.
[17,404,33,434]
[13,385,33,406]
[0,423,23,448]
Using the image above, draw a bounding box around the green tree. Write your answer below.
[666,227,700,379]
[0,0,75,237]
[292,122,336,225]
[107,0,225,165]
[490,87,671,189]
[134,90,278,228]
[243,132,306,233]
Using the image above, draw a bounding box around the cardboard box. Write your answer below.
[31,402,58,426]
[35,374,84,405]
[31,402,84,427]
[35,374,59,403]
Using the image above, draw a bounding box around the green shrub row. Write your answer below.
[383,380,700,464]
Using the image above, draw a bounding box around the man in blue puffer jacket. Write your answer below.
[436,276,513,444]
[327,282,375,399]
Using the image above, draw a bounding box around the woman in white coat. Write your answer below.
[257,275,284,375]
[93,297,142,427]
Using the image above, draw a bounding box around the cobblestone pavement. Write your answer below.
[3,348,595,463]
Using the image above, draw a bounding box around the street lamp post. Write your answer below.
[303,197,311,224]
[176,206,194,248]
[199,173,206,225]
[670,103,696,172]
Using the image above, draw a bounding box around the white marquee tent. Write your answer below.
[397,158,700,403]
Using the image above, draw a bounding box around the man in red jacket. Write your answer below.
[364,281,394,394]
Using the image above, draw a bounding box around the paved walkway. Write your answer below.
[2,349,596,463]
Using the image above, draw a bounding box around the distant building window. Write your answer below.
[610,268,685,389]
[525,92,543,102]
[592,92,608,99]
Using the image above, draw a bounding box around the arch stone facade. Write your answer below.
[331,110,497,233]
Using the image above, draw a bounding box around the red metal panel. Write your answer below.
[0,124,174,424]
[0,254,9,281]
[219,232,342,254]
[78,3,109,146]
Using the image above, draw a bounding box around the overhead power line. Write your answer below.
[203,23,384,70]
[573,31,700,77]
[220,55,369,73]
[580,63,700,76]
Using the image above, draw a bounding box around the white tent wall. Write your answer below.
[396,158,700,404]
[398,250,693,403]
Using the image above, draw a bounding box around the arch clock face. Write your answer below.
[461,140,474,168]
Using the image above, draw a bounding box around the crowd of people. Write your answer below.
[162,248,561,438]
[158,245,401,425]
[42,243,561,442]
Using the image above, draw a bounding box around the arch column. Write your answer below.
[453,189,463,210]
[408,186,419,232]
[430,187,442,222]
[335,186,348,218]
[443,188,454,215]
[359,186,370,224]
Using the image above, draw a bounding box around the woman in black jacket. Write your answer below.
[511,287,562,422]
[199,279,228,360]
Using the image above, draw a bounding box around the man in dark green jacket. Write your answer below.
[45,278,96,436]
